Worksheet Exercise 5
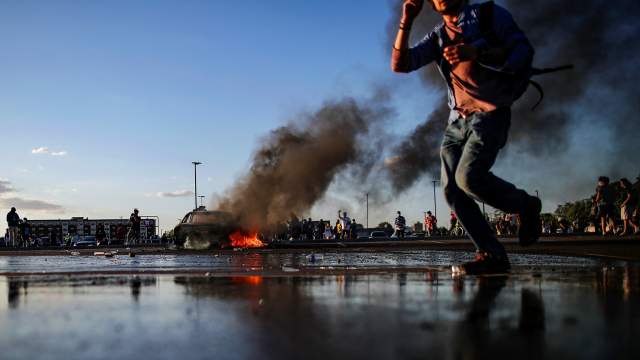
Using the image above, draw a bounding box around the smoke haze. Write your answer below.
[217,97,389,230]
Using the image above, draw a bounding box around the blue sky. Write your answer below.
[0,0,442,232]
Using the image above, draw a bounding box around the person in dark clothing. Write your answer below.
[306,218,314,240]
[128,209,141,245]
[349,219,359,240]
[394,211,407,239]
[392,0,542,275]
[21,218,31,247]
[314,219,325,240]
[594,176,614,235]
[619,178,639,235]
[6,207,20,247]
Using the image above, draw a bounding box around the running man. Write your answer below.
[391,0,542,274]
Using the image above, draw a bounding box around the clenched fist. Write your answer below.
[443,44,478,65]
[402,0,424,24]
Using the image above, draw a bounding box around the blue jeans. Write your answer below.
[440,108,529,256]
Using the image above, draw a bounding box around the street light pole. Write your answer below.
[431,180,439,220]
[192,161,202,210]
[366,192,369,228]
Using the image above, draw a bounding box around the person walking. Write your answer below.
[425,211,437,236]
[394,211,407,239]
[392,0,542,274]
[6,207,20,247]
[127,209,141,245]
[594,177,614,235]
[619,178,639,235]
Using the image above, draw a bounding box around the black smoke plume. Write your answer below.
[217,97,388,230]
[386,0,640,199]
[386,104,449,193]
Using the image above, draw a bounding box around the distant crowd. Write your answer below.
[5,174,640,248]
[3,207,147,248]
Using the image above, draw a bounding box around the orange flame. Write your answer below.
[229,230,264,248]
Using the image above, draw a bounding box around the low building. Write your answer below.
[25,217,157,240]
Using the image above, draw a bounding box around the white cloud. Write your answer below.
[31,147,50,154]
[0,179,65,213]
[0,197,64,212]
[156,190,194,198]
[31,147,68,157]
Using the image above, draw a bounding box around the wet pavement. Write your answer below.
[1,252,639,359]
[0,250,610,274]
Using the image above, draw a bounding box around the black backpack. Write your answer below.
[477,1,572,109]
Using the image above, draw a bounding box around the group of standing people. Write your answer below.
[594,176,640,235]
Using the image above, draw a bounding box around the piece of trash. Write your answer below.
[70,251,80,256]
[282,266,300,273]
[93,251,105,256]
[104,252,114,258]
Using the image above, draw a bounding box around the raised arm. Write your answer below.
[391,0,438,73]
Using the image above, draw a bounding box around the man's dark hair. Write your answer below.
[598,176,610,184]
[10,207,16,211]
[428,0,470,10]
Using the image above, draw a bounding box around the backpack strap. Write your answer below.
[528,65,574,110]
[478,1,499,46]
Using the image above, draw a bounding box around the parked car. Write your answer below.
[74,236,97,247]
[173,209,235,249]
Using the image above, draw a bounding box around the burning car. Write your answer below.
[173,209,264,249]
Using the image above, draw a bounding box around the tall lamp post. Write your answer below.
[366,192,369,228]
[192,161,202,210]
[431,180,439,220]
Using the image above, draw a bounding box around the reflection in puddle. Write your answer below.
[4,276,157,308]
[0,266,639,359]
